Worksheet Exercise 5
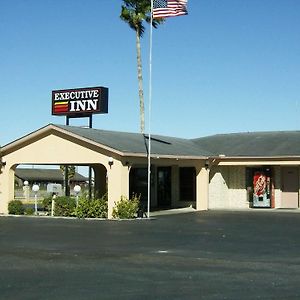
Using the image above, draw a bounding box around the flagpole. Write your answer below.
[147,0,154,218]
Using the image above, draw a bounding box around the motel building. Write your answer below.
[1,124,300,218]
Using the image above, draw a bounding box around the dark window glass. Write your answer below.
[180,167,196,201]
[129,168,148,203]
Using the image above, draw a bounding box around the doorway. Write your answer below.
[157,167,172,208]
[281,167,299,208]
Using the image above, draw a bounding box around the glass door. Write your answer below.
[157,167,172,208]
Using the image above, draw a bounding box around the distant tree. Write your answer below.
[120,0,164,133]
[60,165,76,181]
[60,165,76,196]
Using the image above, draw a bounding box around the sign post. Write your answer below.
[52,86,109,199]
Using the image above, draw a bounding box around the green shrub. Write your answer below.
[54,196,76,217]
[42,196,53,213]
[8,200,25,215]
[112,195,140,219]
[25,207,35,215]
[75,196,108,219]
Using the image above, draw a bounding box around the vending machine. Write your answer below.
[252,170,271,208]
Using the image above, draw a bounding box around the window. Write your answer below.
[129,168,148,203]
[179,167,196,202]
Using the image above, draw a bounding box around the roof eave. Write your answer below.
[212,155,300,160]
[213,155,300,165]
[124,153,208,160]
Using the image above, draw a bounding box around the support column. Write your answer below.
[107,161,130,219]
[0,164,15,214]
[172,165,179,207]
[196,166,210,211]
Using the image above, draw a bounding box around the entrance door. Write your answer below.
[281,167,299,208]
[157,167,172,207]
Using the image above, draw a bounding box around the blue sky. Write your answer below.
[1,0,300,146]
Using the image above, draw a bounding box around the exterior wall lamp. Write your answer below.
[125,161,131,169]
[108,157,114,168]
[204,161,209,169]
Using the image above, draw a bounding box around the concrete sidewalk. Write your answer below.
[150,206,196,216]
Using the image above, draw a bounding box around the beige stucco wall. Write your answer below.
[209,166,248,209]
[228,166,248,208]
[196,165,209,210]
[0,132,130,217]
[209,166,229,209]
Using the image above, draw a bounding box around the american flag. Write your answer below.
[153,0,188,19]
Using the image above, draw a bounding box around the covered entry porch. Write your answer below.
[0,125,130,217]
[0,124,210,217]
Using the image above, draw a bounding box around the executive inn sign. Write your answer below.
[52,86,108,117]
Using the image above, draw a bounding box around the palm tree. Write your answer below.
[120,0,163,133]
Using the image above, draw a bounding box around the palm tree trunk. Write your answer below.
[136,29,145,134]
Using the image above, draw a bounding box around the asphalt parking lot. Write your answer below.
[0,210,300,300]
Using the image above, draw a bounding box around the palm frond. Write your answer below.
[120,0,164,36]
